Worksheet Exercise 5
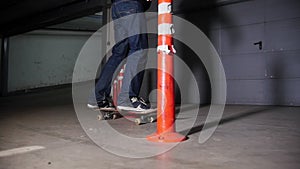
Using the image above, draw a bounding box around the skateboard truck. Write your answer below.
[97,111,118,120]
[134,113,156,125]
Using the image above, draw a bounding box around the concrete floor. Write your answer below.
[0,87,300,169]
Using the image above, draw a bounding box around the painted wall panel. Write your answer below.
[175,10,221,31]
[266,51,300,79]
[227,79,300,105]
[209,30,221,53]
[171,0,300,106]
[218,0,264,28]
[8,30,97,92]
[221,53,267,80]
[226,79,266,105]
[265,18,300,52]
[265,0,300,22]
[264,79,300,106]
[221,23,264,55]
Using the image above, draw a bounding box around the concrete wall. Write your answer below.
[157,0,300,106]
[219,0,300,106]
[8,30,97,92]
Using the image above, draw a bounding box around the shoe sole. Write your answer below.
[117,106,156,113]
[87,104,116,111]
[87,104,98,109]
[117,106,145,112]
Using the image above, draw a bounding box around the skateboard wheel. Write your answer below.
[103,112,113,120]
[135,118,142,125]
[97,114,103,120]
[149,117,155,123]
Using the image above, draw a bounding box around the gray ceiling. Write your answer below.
[0,0,107,37]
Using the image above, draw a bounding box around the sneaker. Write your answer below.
[87,103,99,109]
[117,97,150,112]
[87,97,115,111]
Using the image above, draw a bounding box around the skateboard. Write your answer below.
[96,108,157,125]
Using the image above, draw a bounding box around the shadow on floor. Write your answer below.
[179,107,272,136]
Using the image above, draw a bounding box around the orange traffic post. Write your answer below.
[147,0,186,142]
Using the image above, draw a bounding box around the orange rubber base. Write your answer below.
[146,132,186,143]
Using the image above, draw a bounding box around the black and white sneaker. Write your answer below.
[130,97,150,110]
[87,97,116,111]
[117,97,150,112]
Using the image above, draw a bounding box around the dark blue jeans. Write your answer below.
[92,0,148,106]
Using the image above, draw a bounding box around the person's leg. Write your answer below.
[127,33,148,98]
[93,39,129,102]
[117,34,150,110]
[88,1,129,108]
[88,40,129,109]
[114,0,150,109]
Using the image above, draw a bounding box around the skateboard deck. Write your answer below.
[96,108,157,125]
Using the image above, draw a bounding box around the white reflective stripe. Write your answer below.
[0,146,45,157]
[158,2,172,14]
[117,76,123,80]
[158,23,175,35]
[157,45,176,54]
[157,45,171,54]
